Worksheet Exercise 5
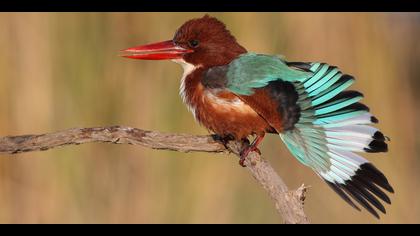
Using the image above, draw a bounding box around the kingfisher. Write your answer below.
[121,15,394,219]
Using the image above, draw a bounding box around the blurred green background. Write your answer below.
[0,13,419,224]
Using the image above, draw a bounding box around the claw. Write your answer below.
[238,134,265,167]
[239,157,247,167]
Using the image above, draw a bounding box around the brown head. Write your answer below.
[121,15,247,67]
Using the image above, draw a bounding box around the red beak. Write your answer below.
[120,40,193,60]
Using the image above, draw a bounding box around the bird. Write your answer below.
[121,15,394,219]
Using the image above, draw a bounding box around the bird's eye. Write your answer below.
[188,39,199,48]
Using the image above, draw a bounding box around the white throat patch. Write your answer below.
[172,59,200,118]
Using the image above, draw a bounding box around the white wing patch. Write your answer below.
[203,90,257,115]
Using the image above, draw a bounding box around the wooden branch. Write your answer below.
[0,125,309,224]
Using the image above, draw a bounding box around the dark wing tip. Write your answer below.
[373,131,386,141]
[365,140,388,153]
[342,183,381,219]
[360,163,394,193]
[324,180,361,211]
[353,175,391,204]
[323,163,393,218]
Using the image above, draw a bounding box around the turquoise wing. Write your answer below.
[225,53,313,95]
[219,55,394,218]
[279,62,393,218]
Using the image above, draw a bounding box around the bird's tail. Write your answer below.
[280,62,394,218]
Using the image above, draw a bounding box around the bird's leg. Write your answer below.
[239,133,265,167]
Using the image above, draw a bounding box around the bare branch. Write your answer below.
[0,125,309,224]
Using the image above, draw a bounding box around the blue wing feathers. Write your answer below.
[220,53,392,217]
[279,61,392,218]
[225,53,312,95]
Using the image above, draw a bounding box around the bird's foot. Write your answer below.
[213,134,264,167]
[238,134,265,167]
[212,134,235,149]
[239,145,261,167]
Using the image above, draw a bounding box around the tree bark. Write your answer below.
[0,125,309,224]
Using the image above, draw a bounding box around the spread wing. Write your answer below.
[203,54,393,218]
